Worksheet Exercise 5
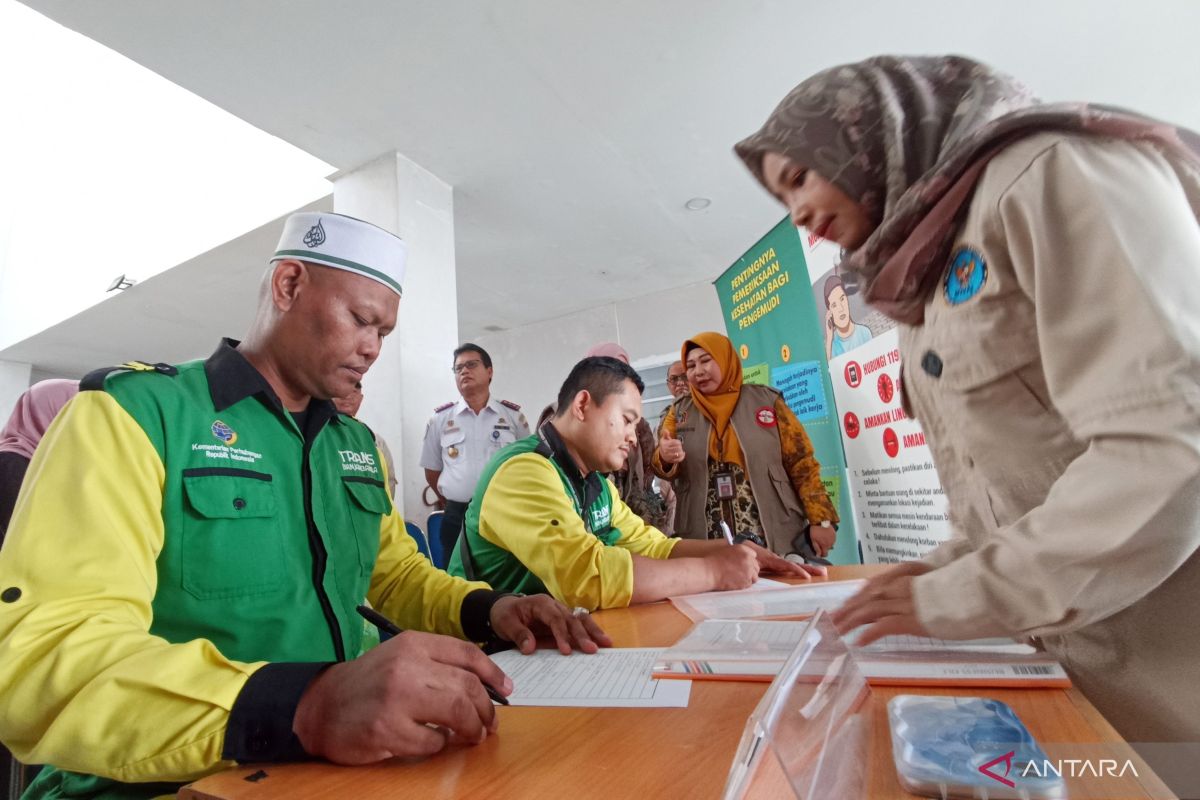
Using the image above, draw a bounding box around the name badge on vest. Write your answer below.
[713,469,736,501]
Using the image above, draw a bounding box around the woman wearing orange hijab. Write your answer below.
[652,332,838,560]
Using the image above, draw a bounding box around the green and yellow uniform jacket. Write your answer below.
[447,423,677,610]
[0,341,500,799]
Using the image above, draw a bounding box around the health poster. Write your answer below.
[798,229,952,564]
[826,330,951,563]
[713,218,857,565]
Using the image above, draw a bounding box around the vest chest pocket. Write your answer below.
[181,468,284,599]
[342,476,391,576]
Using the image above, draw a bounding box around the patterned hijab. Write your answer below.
[735,55,1200,324]
[0,379,79,459]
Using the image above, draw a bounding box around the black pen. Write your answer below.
[355,604,510,706]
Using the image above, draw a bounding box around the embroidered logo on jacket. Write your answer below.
[944,247,988,305]
[211,420,238,446]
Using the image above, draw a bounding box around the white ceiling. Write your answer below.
[12,0,1200,355]
[0,198,332,379]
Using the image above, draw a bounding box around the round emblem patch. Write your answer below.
[944,247,988,305]
[211,420,237,446]
[755,407,777,427]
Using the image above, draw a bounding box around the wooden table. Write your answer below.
[180,566,1176,799]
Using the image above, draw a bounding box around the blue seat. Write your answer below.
[426,510,446,568]
[404,520,432,562]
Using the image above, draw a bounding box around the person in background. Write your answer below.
[0,379,79,545]
[333,381,397,501]
[733,54,1200,750]
[655,359,691,533]
[448,356,820,609]
[420,344,529,561]
[822,275,872,359]
[653,332,838,561]
[0,212,603,799]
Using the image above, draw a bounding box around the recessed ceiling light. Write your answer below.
[684,197,711,210]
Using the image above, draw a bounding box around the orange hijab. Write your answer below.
[682,332,747,470]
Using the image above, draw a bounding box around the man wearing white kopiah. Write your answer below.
[0,211,607,800]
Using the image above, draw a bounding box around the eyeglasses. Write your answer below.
[666,375,688,386]
[452,359,483,374]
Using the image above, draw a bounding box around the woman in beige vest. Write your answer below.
[652,331,838,559]
[733,54,1200,748]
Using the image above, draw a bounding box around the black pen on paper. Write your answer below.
[355,604,511,706]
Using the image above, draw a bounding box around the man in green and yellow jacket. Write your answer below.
[0,212,606,799]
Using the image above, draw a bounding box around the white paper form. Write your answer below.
[490,647,692,707]
[670,579,867,622]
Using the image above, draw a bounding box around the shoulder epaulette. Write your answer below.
[500,399,521,411]
[80,361,178,391]
[434,400,455,413]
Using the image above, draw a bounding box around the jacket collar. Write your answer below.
[538,421,603,510]
[204,338,340,431]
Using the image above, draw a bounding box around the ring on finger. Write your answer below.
[571,606,590,619]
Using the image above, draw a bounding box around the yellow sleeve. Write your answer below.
[369,509,491,637]
[776,397,839,524]
[477,454,636,610]
[608,478,678,559]
[0,392,258,783]
[650,404,679,479]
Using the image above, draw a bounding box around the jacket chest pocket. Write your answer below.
[342,476,391,577]
[441,428,466,455]
[181,468,284,599]
[916,303,1076,500]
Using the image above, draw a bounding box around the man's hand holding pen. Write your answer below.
[294,597,611,764]
[293,631,510,763]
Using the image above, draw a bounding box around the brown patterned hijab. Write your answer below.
[735,55,1200,324]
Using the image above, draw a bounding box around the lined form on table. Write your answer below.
[490,647,691,707]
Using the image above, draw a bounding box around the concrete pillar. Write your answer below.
[332,153,459,527]
[0,360,33,424]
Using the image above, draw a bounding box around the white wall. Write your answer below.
[334,153,460,526]
[0,359,32,426]
[473,279,725,416]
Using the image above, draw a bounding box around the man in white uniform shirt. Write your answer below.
[421,344,530,561]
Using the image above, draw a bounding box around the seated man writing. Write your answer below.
[0,212,604,800]
[448,356,824,609]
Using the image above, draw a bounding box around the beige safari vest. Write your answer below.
[670,384,808,554]
[903,132,1200,743]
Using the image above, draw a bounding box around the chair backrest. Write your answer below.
[403,520,432,562]
[426,510,445,568]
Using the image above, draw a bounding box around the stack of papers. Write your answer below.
[669,579,867,623]
[653,618,1070,688]
[490,647,692,707]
